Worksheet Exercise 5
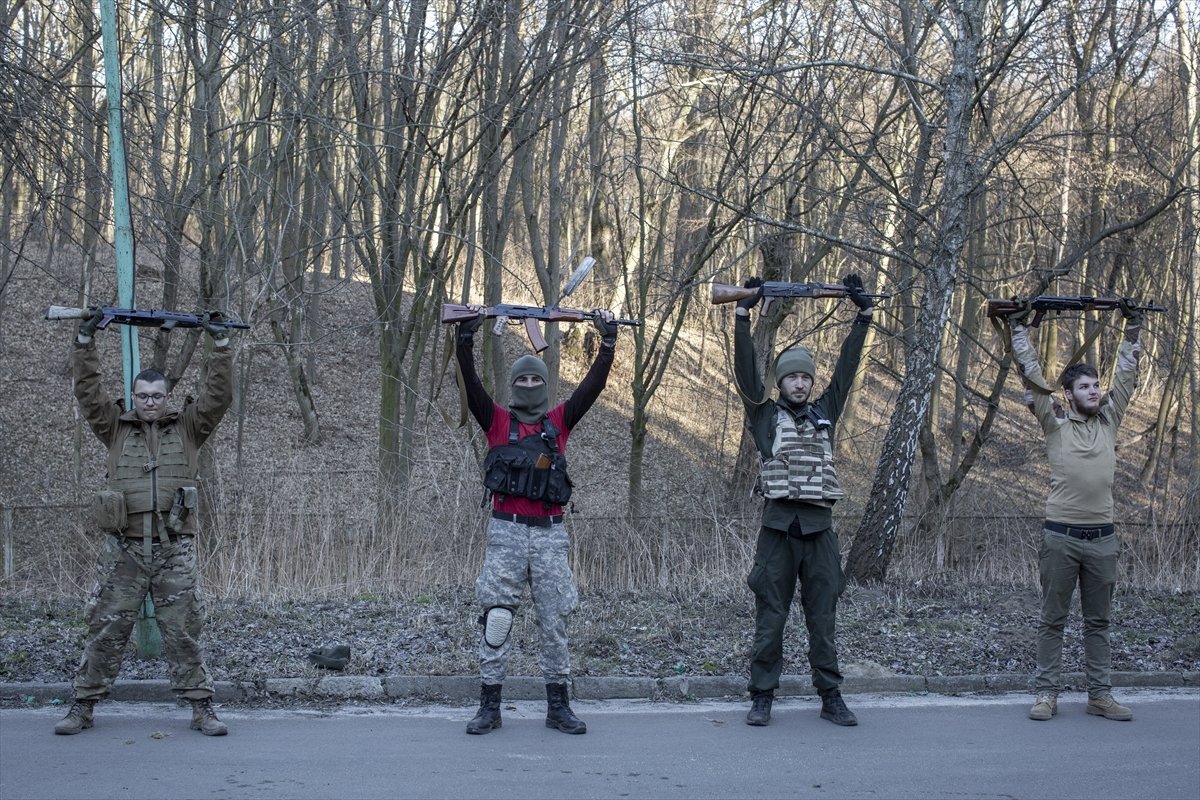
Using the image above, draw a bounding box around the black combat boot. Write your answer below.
[466,683,503,735]
[545,683,587,734]
[54,699,96,735]
[745,690,773,726]
[819,688,858,726]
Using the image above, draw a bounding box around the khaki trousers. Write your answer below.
[1035,528,1119,698]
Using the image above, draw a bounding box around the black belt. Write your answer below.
[491,511,563,528]
[1044,520,1114,540]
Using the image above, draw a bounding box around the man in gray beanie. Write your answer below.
[455,307,618,736]
[733,273,873,728]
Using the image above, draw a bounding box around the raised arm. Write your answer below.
[181,341,235,447]
[817,314,870,424]
[455,315,495,431]
[733,311,768,414]
[816,274,874,423]
[1104,307,1143,429]
[562,311,617,430]
[70,338,121,445]
[1009,322,1059,432]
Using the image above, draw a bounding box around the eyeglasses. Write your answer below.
[134,393,167,403]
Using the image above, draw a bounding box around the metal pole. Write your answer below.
[99,0,160,659]
[3,506,13,579]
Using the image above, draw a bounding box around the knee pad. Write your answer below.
[480,606,514,649]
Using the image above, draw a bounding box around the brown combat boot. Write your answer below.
[54,699,96,735]
[190,698,229,736]
[1029,692,1057,721]
[1087,693,1132,721]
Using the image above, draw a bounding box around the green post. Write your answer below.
[99,0,160,658]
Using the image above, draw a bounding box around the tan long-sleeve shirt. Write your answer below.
[1010,323,1141,525]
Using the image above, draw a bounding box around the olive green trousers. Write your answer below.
[747,526,845,694]
[1035,529,1119,698]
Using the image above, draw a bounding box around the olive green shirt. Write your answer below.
[1010,323,1141,525]
[734,312,869,534]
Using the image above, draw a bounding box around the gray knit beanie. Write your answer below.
[774,346,816,386]
[509,354,549,385]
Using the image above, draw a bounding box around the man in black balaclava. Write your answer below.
[455,309,618,736]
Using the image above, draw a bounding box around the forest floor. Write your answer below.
[3,580,1198,701]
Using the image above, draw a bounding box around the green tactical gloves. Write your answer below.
[1117,297,1144,326]
[1003,299,1031,326]
[77,308,104,343]
[202,312,232,348]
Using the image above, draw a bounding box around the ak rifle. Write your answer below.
[45,305,250,331]
[985,295,1166,327]
[711,281,890,315]
[441,303,640,353]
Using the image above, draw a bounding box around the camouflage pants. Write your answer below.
[475,518,578,684]
[73,534,213,701]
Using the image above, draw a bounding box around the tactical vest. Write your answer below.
[757,406,844,504]
[483,418,573,506]
[109,423,196,517]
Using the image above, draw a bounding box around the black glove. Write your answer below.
[737,277,764,311]
[1117,297,1144,325]
[458,314,483,342]
[842,274,872,311]
[77,308,104,340]
[593,311,618,342]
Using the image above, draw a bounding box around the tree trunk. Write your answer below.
[847,0,983,583]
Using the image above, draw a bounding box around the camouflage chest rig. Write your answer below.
[757,405,844,506]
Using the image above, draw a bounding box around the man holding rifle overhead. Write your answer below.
[454,305,619,736]
[54,308,236,737]
[998,297,1147,722]
[732,273,873,728]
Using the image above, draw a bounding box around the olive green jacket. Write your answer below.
[71,340,234,536]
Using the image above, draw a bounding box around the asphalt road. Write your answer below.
[2,689,1197,800]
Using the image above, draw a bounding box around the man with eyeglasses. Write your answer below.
[54,308,237,737]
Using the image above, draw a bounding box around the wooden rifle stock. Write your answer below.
[440,304,484,324]
[441,302,640,353]
[711,284,760,305]
[711,281,890,313]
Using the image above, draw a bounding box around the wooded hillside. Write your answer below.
[1,0,1196,597]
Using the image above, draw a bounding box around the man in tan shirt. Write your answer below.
[1008,301,1143,722]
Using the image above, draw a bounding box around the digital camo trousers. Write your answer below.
[73,534,214,701]
[475,518,579,685]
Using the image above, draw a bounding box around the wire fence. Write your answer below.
[3,500,1196,600]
